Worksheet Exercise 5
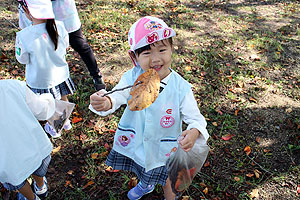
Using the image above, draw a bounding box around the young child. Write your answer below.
[15,0,74,136]
[0,79,55,200]
[89,16,209,200]
[18,0,106,91]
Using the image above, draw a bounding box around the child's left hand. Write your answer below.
[178,128,200,152]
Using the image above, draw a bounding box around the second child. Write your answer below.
[15,0,74,136]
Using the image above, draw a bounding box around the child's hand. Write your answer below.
[90,91,112,111]
[178,128,200,152]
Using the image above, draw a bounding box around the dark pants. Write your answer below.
[69,28,100,78]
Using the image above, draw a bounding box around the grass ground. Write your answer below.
[1,0,300,199]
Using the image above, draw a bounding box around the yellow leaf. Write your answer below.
[128,69,160,111]
[91,153,98,159]
[203,187,209,194]
[212,122,218,126]
[52,146,61,154]
[185,66,191,71]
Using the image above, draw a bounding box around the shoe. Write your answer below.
[63,119,72,130]
[44,122,61,138]
[127,182,155,200]
[93,75,106,91]
[16,193,27,200]
[33,177,48,198]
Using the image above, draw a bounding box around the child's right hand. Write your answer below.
[90,91,112,111]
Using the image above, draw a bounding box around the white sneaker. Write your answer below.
[44,122,61,138]
[63,119,72,130]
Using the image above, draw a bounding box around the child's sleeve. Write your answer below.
[181,90,209,142]
[25,87,55,120]
[89,75,130,116]
[15,33,30,64]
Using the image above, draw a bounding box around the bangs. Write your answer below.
[135,38,173,56]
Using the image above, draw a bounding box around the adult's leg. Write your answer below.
[69,28,106,90]
[69,28,99,78]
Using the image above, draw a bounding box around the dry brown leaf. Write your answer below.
[254,169,261,178]
[234,176,241,182]
[244,146,251,155]
[128,69,160,111]
[250,188,259,198]
[91,153,98,159]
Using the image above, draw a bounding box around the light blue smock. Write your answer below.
[15,20,70,89]
[0,80,53,186]
[112,67,191,172]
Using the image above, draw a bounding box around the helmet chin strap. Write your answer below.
[128,50,139,67]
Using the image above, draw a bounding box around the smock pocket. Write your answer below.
[113,126,136,154]
[159,137,178,162]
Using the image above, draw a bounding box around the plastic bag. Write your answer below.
[166,137,209,195]
[47,99,75,134]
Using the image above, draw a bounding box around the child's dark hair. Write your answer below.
[134,38,173,56]
[46,19,59,50]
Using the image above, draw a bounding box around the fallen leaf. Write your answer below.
[128,177,138,189]
[203,187,209,194]
[91,153,98,159]
[212,122,218,126]
[244,146,251,155]
[67,170,74,175]
[82,180,94,189]
[105,166,120,173]
[52,146,61,154]
[250,188,259,198]
[64,180,73,188]
[234,176,241,182]
[297,185,300,194]
[182,196,190,200]
[249,97,257,103]
[185,66,191,71]
[128,69,160,111]
[246,173,254,178]
[234,109,239,116]
[204,161,210,167]
[221,134,234,141]
[254,169,261,178]
[72,117,83,123]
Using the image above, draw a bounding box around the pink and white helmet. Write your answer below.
[128,16,176,52]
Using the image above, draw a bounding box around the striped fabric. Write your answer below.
[29,78,75,100]
[2,155,51,191]
[106,149,168,186]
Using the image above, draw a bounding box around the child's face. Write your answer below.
[135,40,172,80]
